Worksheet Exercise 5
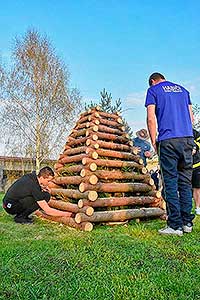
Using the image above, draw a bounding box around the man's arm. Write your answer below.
[189,104,194,123]
[146,105,157,152]
[37,200,72,217]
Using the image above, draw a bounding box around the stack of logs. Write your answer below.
[38,107,164,231]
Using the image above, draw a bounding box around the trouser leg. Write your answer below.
[178,138,194,225]
[18,197,39,218]
[159,140,182,229]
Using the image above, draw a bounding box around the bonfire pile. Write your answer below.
[38,107,164,231]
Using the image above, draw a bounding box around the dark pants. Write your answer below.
[159,137,194,229]
[3,196,39,218]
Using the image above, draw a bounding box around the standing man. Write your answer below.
[192,128,200,215]
[3,166,72,224]
[145,72,194,236]
[133,128,153,167]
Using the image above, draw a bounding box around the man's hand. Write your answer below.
[144,150,151,158]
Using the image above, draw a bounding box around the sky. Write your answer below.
[0,0,200,136]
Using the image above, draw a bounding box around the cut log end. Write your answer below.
[90,163,97,171]
[117,118,123,124]
[83,222,93,232]
[86,139,91,146]
[91,151,98,160]
[75,213,82,223]
[88,190,98,201]
[89,174,98,185]
[92,134,98,141]
[86,206,94,216]
[93,125,99,132]
[80,169,86,177]
[78,199,84,208]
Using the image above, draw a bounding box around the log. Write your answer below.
[57,165,84,175]
[75,207,164,223]
[35,210,93,231]
[78,196,159,208]
[66,136,88,147]
[96,149,143,164]
[97,124,124,135]
[82,157,147,173]
[53,176,82,185]
[95,140,131,152]
[79,182,153,193]
[98,117,124,128]
[70,128,87,138]
[51,188,98,201]
[148,190,162,198]
[49,199,94,216]
[60,153,86,164]
[54,162,64,170]
[63,146,87,156]
[93,132,129,144]
[98,111,122,121]
[79,169,153,185]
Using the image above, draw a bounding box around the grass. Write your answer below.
[0,192,200,300]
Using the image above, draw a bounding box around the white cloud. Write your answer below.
[124,91,146,107]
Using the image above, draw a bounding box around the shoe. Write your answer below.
[14,215,33,224]
[183,224,193,233]
[158,226,183,236]
[195,207,200,215]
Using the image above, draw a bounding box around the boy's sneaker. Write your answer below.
[183,223,193,233]
[14,215,33,224]
[195,207,200,215]
[158,226,183,236]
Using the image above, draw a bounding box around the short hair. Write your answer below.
[38,166,54,178]
[149,72,165,86]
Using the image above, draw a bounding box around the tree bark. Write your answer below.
[96,149,143,164]
[82,157,147,173]
[92,132,129,144]
[75,207,164,223]
[51,188,98,201]
[49,199,94,216]
[59,153,86,164]
[63,146,87,156]
[35,210,93,231]
[79,182,152,193]
[80,169,153,185]
[78,196,159,208]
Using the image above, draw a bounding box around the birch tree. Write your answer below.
[1,30,82,171]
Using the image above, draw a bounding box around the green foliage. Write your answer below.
[193,103,200,130]
[0,193,200,300]
[85,89,133,138]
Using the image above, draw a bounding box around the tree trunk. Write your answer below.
[80,169,153,185]
[59,153,86,164]
[96,149,143,164]
[79,182,152,193]
[75,207,164,223]
[49,199,94,216]
[78,196,159,208]
[35,210,93,231]
[82,157,147,173]
[51,188,98,201]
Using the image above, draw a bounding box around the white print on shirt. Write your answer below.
[162,85,182,93]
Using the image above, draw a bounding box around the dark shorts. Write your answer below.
[192,168,200,188]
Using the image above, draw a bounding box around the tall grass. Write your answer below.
[0,193,200,300]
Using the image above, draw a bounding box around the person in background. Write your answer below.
[133,128,153,167]
[145,72,194,236]
[192,128,200,215]
[2,166,72,224]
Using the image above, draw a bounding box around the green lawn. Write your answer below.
[0,192,200,300]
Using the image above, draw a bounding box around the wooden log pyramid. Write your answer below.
[39,107,164,231]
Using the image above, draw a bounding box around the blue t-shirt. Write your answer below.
[145,81,193,141]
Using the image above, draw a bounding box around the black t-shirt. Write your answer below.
[3,172,50,204]
[193,129,200,169]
